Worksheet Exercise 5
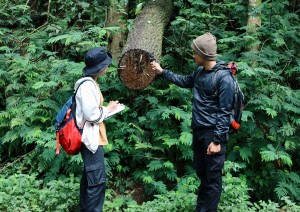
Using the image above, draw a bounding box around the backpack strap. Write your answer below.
[55,79,92,155]
[212,65,233,97]
[72,79,93,130]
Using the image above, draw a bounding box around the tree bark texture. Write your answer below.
[247,0,261,51]
[118,0,173,90]
[107,0,128,59]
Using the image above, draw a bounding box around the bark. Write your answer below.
[107,0,128,59]
[247,0,262,51]
[123,0,173,61]
[118,0,173,90]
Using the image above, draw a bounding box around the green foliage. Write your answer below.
[0,0,300,211]
[218,161,252,211]
[0,174,80,211]
[163,0,300,204]
[275,171,300,203]
[0,0,120,181]
[125,175,198,212]
[104,162,300,211]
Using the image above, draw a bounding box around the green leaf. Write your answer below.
[239,147,252,163]
[241,110,254,122]
[143,176,153,184]
[179,132,192,145]
[278,123,296,137]
[265,108,278,118]
[163,161,174,169]
[148,161,163,171]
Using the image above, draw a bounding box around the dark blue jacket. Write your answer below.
[162,61,235,144]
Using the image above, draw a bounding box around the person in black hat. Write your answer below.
[74,47,119,212]
[151,33,235,212]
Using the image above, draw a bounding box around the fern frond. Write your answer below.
[5,82,24,94]
[69,154,83,164]
[239,147,252,163]
[157,135,178,148]
[179,132,192,146]
[277,151,293,167]
[260,145,278,162]
[179,145,193,160]
[275,182,289,198]
[288,172,300,184]
[165,169,177,181]
[148,160,163,171]
[152,180,167,194]
[278,123,296,137]
[135,142,162,151]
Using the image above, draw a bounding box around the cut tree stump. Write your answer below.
[118,0,173,90]
[118,49,156,90]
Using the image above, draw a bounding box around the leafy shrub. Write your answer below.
[218,161,252,211]
[0,0,300,209]
[0,164,299,211]
[0,174,80,211]
[125,176,198,212]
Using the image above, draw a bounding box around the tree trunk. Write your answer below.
[247,0,261,51]
[107,0,128,59]
[118,0,173,90]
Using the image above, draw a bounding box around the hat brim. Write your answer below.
[83,52,112,76]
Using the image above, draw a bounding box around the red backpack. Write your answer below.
[54,80,90,155]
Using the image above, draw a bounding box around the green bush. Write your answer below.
[0,174,80,211]
[0,167,299,211]
[0,0,300,210]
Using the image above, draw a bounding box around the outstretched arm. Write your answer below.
[151,61,198,88]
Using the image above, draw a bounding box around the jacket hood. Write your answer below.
[197,61,226,72]
[212,61,226,71]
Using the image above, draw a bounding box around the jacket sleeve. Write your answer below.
[79,81,109,123]
[162,69,199,88]
[214,73,235,143]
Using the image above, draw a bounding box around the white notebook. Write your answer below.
[105,104,125,119]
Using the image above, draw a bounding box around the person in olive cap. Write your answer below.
[151,33,235,211]
[74,47,119,212]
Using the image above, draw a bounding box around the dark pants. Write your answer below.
[192,128,226,212]
[79,145,106,212]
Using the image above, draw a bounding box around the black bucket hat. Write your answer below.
[83,47,112,76]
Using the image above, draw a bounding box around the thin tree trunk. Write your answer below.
[118,0,173,90]
[107,0,128,59]
[247,0,261,51]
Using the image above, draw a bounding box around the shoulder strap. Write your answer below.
[212,65,233,97]
[74,79,93,96]
[212,66,223,96]
[72,79,93,129]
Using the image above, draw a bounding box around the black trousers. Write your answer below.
[79,145,106,212]
[192,128,226,212]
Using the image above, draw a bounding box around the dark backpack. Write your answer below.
[54,79,90,155]
[213,62,244,134]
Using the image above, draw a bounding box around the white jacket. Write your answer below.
[74,77,109,153]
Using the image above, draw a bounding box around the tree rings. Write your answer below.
[118,49,156,90]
